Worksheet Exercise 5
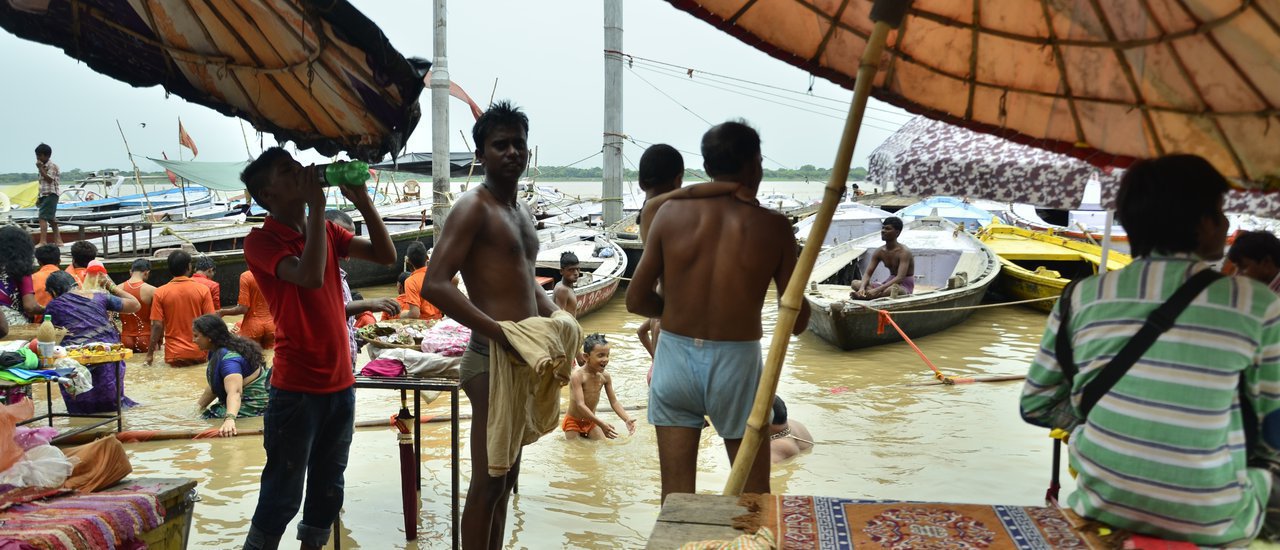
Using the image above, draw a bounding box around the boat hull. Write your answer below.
[806,280,991,350]
[993,260,1066,313]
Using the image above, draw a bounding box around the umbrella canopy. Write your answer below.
[869,117,1121,209]
[372,152,485,177]
[0,0,427,161]
[666,0,1280,189]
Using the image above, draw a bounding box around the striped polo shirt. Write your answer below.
[1021,255,1280,547]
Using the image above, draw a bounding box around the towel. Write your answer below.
[487,310,581,477]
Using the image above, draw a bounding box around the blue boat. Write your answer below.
[897,196,996,232]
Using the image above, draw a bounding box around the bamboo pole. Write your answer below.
[723,1,908,496]
[115,120,156,220]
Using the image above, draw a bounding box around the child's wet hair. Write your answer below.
[583,333,608,354]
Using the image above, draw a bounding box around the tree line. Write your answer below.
[0,168,170,185]
[529,165,868,181]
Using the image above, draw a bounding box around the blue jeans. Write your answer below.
[244,387,355,549]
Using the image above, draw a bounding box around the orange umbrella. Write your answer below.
[657,0,1280,496]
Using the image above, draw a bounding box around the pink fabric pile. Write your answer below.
[420,320,471,357]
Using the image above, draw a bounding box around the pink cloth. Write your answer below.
[360,359,406,378]
[420,320,471,357]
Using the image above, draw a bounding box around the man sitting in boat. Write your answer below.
[1020,155,1280,547]
[850,216,915,299]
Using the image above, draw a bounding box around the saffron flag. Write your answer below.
[178,120,199,157]
[161,152,178,185]
[425,71,484,120]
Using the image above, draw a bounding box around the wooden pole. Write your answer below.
[115,120,156,219]
[723,2,908,496]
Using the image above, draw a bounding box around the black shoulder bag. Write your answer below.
[1057,269,1256,452]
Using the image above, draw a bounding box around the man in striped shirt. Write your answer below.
[1021,155,1280,547]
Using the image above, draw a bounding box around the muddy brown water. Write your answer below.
[32,284,1069,549]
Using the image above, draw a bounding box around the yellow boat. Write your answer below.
[977,223,1131,312]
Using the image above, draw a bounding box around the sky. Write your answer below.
[0,1,914,174]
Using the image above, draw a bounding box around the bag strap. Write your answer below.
[1055,279,1083,382]
[1078,269,1223,418]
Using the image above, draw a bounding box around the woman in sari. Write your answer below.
[193,314,269,437]
[0,225,42,325]
[43,269,141,413]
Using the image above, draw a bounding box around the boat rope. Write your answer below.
[873,310,968,385]
[853,295,1059,315]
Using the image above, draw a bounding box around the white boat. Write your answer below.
[804,217,1001,350]
[758,193,809,212]
[793,200,894,246]
[897,197,997,232]
[535,226,628,318]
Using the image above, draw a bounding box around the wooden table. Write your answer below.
[646,494,751,549]
[347,375,461,550]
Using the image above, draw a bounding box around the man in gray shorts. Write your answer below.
[626,120,809,502]
[423,101,561,550]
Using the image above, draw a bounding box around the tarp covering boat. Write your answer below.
[0,0,427,161]
[0,181,38,208]
[373,153,485,177]
[148,159,249,192]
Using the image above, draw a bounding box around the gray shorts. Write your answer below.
[459,337,490,386]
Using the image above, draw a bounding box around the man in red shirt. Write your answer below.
[239,148,395,550]
[192,255,221,307]
[147,251,214,367]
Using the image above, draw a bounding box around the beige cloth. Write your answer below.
[487,310,581,477]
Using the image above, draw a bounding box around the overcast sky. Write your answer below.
[0,1,913,174]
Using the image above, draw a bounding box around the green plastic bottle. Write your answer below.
[317,161,371,187]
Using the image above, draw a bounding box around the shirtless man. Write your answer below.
[626,120,810,501]
[851,216,915,299]
[422,101,560,550]
[553,251,580,317]
[767,396,814,464]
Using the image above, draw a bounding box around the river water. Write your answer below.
[35,281,1067,549]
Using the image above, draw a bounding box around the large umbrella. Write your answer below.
[0,0,427,161]
[373,152,485,178]
[659,0,1280,496]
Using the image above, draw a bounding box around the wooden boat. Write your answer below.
[11,186,215,223]
[794,200,893,246]
[978,223,1132,312]
[897,196,997,232]
[804,217,1000,350]
[535,226,627,318]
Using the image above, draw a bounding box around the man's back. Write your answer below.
[651,195,791,341]
[1021,257,1280,546]
[153,277,214,361]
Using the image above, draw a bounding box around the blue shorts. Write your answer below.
[648,331,768,439]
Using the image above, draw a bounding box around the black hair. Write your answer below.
[882,216,904,232]
[168,250,192,278]
[0,225,34,278]
[406,242,428,269]
[397,271,413,290]
[194,255,215,273]
[193,314,266,371]
[45,270,75,297]
[130,258,151,273]
[1116,155,1230,258]
[472,100,529,156]
[638,144,683,192]
[34,244,60,267]
[1227,231,1280,266]
[35,143,51,157]
[583,333,609,354]
[240,147,293,211]
[560,251,580,269]
[70,240,97,268]
[324,209,355,232]
[701,120,761,178]
[771,396,788,426]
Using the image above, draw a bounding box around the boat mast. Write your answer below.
[602,0,624,226]
[430,0,451,236]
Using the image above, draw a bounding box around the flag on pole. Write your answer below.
[161,152,178,186]
[178,119,199,157]
[426,71,484,120]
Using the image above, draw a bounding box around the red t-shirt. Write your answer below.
[192,273,221,307]
[245,217,354,394]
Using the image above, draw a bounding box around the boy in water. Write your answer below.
[563,333,636,440]
[553,252,580,317]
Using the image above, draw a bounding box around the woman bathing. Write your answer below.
[192,314,270,437]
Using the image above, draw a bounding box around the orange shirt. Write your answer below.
[237,271,273,325]
[119,280,152,337]
[381,293,414,321]
[65,265,87,285]
[403,267,441,320]
[193,273,221,307]
[152,276,215,363]
[32,264,58,306]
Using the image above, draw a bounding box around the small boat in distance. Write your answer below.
[897,197,996,232]
[794,200,893,246]
[804,217,1000,350]
[978,223,1132,312]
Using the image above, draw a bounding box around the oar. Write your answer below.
[723,0,910,496]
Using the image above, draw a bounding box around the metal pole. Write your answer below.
[1098,210,1114,274]
[602,0,624,226]
[430,0,451,237]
